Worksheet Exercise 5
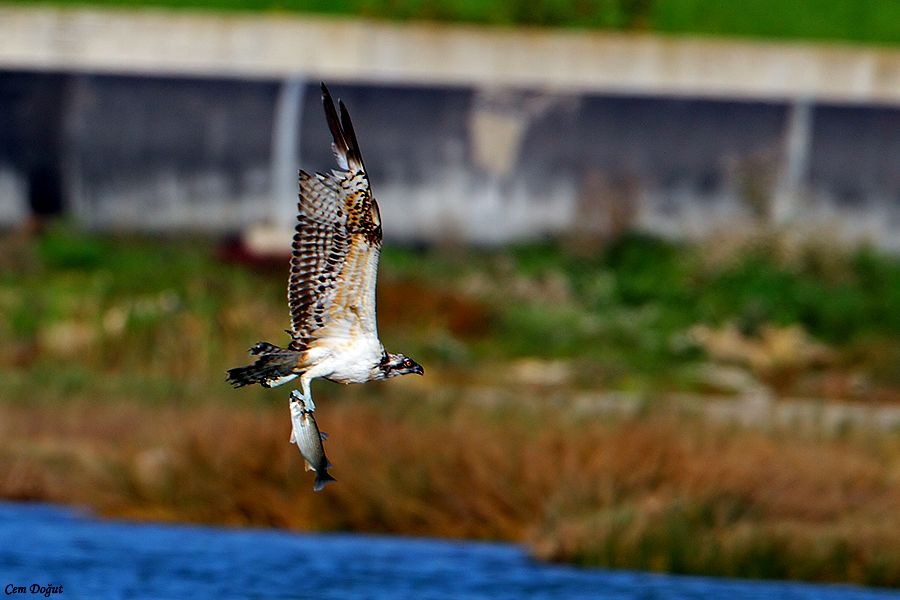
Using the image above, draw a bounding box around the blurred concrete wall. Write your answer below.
[0,7,899,247]
[4,7,900,104]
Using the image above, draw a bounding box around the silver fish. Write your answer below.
[289,390,335,492]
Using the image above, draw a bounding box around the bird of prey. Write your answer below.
[227,83,423,407]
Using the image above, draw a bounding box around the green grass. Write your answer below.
[3,226,900,405]
[3,0,900,45]
[381,231,900,393]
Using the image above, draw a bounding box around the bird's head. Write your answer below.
[379,352,424,379]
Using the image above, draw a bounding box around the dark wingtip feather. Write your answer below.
[320,82,334,109]
[338,100,364,170]
[321,82,346,150]
[320,83,364,172]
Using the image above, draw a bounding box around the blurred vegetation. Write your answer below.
[2,394,899,586]
[2,226,900,586]
[384,230,900,397]
[2,225,900,402]
[3,0,900,45]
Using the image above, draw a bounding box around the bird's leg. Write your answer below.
[300,377,316,412]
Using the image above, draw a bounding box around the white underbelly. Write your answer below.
[304,337,383,384]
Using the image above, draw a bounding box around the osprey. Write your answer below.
[227,83,423,405]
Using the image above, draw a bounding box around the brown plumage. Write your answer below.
[227,83,422,396]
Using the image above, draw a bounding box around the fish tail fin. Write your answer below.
[313,471,337,492]
[226,342,301,388]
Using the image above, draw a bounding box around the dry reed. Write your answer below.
[1,393,898,586]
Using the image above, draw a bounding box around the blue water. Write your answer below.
[0,502,897,600]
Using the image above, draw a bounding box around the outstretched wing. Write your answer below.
[287,84,383,351]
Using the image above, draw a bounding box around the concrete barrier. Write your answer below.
[2,6,900,105]
[0,7,898,248]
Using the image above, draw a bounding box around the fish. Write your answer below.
[289,390,335,492]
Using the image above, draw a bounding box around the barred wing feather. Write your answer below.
[288,86,383,351]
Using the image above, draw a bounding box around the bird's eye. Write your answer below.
[403,359,412,367]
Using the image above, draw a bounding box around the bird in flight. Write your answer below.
[227,83,423,409]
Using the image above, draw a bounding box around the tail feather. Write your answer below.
[226,342,301,388]
[249,342,280,356]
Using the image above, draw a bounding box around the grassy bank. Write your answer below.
[2,227,900,585]
[3,397,899,586]
[4,226,900,401]
[2,0,899,46]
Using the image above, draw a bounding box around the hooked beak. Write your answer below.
[411,362,424,376]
